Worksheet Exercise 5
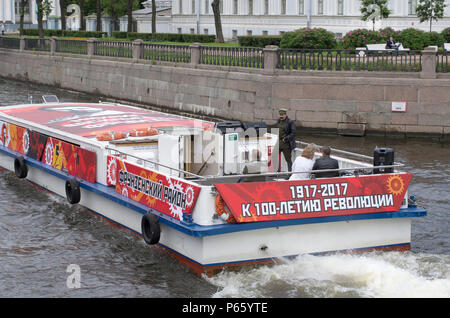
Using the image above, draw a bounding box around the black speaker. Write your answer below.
[242,122,267,136]
[215,121,243,134]
[373,147,394,174]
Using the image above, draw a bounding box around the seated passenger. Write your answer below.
[289,144,317,181]
[312,146,339,178]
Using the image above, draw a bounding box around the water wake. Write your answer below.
[206,251,450,298]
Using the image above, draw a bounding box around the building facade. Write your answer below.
[1,0,37,30]
[171,0,450,40]
[2,0,450,39]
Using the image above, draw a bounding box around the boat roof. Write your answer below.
[0,103,214,138]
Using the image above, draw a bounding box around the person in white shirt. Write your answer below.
[289,144,317,181]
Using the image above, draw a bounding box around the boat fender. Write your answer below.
[14,156,28,179]
[141,213,160,245]
[215,194,236,223]
[129,127,159,137]
[65,178,81,204]
[96,131,127,141]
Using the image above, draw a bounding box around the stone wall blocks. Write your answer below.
[418,113,450,127]
[1,49,449,137]
[419,86,450,103]
[298,110,342,123]
[384,85,418,102]
[391,113,418,125]
[327,101,358,113]
[290,99,328,112]
[405,125,444,136]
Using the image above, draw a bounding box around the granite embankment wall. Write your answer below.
[1,48,450,138]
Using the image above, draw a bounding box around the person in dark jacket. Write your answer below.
[276,108,296,172]
[386,36,398,50]
[312,146,339,178]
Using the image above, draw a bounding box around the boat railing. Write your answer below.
[199,142,405,183]
[199,164,404,184]
[105,146,208,180]
[106,142,405,185]
[296,141,378,162]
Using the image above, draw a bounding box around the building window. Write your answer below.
[279,31,286,35]
[262,30,268,36]
[192,0,196,14]
[337,0,343,15]
[204,28,209,34]
[220,0,223,13]
[281,0,287,15]
[408,0,417,15]
[317,0,323,15]
[232,30,238,40]
[264,0,269,15]
[234,0,238,14]
[190,28,195,34]
[179,0,183,14]
[299,0,304,15]
[205,0,209,14]
[249,0,253,15]
[177,27,182,34]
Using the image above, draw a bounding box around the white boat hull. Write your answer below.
[0,149,420,276]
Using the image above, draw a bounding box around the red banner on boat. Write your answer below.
[0,121,96,183]
[42,137,97,183]
[215,173,412,223]
[1,122,28,155]
[108,156,201,221]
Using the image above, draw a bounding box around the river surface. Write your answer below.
[0,78,448,298]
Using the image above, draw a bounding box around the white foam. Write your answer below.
[205,252,450,298]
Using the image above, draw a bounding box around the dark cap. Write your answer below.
[279,108,287,114]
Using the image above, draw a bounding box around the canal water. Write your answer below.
[0,78,448,298]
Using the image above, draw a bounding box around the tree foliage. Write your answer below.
[415,0,447,32]
[37,0,52,37]
[360,0,391,31]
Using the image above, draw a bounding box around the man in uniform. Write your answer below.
[276,108,296,172]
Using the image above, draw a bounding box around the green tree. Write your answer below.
[211,0,224,43]
[100,0,140,32]
[415,0,447,32]
[360,0,391,31]
[151,0,156,35]
[96,0,102,31]
[36,0,52,37]
[59,0,67,30]
[127,0,133,32]
[18,0,29,36]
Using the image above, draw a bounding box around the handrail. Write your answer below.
[200,164,404,181]
[296,140,405,167]
[105,146,207,180]
[106,142,404,183]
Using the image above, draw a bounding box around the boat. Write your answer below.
[0,97,426,276]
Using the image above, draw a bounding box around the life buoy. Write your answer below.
[215,194,236,223]
[129,127,159,137]
[14,156,28,179]
[96,131,127,141]
[141,213,160,245]
[65,178,81,204]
